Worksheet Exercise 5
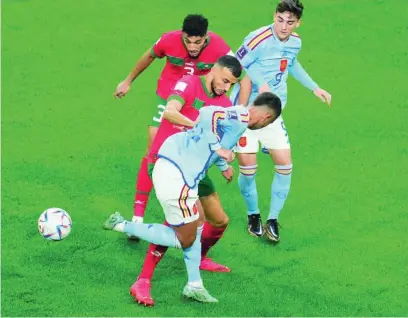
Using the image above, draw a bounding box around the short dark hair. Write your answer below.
[182,14,208,37]
[276,0,304,19]
[253,92,282,117]
[216,55,242,79]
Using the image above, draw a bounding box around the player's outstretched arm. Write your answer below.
[163,99,195,128]
[114,49,156,99]
[289,59,332,106]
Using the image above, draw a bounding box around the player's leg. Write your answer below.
[113,158,215,303]
[235,130,262,236]
[130,199,206,306]
[198,176,230,272]
[260,116,292,242]
[132,96,166,222]
[150,161,216,303]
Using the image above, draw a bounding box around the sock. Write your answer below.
[201,222,227,259]
[133,156,153,218]
[123,222,181,248]
[183,225,203,285]
[269,164,292,220]
[238,165,259,215]
[139,221,170,280]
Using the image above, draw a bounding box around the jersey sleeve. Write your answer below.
[215,157,229,172]
[289,59,319,91]
[198,105,249,151]
[166,77,194,106]
[197,106,226,151]
[235,31,269,87]
[150,33,168,59]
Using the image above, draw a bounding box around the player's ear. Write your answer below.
[296,19,301,28]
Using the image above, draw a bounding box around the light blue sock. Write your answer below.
[269,164,292,220]
[238,165,259,215]
[124,222,181,248]
[183,225,203,284]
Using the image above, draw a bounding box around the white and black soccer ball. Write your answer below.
[38,208,72,241]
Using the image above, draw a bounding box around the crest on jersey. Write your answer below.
[280,59,288,72]
[239,136,247,147]
[227,110,238,120]
[174,81,187,92]
[237,46,248,59]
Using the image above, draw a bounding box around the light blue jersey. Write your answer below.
[231,24,319,107]
[158,105,249,189]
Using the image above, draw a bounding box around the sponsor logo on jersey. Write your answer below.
[174,81,187,92]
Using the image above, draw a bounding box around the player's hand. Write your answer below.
[216,148,235,162]
[222,166,234,183]
[313,88,332,107]
[114,80,131,99]
[258,83,271,94]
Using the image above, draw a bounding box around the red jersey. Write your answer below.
[150,30,231,99]
[149,75,232,163]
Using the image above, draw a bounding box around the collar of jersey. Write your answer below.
[200,76,214,98]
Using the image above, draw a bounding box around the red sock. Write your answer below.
[201,221,227,259]
[133,156,153,218]
[138,221,169,280]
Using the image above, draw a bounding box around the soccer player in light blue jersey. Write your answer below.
[103,92,281,304]
[230,0,332,242]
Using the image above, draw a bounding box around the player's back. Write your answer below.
[149,75,232,163]
[158,105,249,189]
[152,30,231,99]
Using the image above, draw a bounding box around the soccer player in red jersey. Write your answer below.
[129,55,242,306]
[113,15,247,223]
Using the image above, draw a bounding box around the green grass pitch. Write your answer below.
[2,0,408,316]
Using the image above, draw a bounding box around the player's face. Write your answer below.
[248,106,277,130]
[273,12,300,41]
[183,34,207,57]
[210,66,239,96]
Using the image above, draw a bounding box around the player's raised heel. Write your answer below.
[130,277,154,307]
[182,284,218,303]
[264,219,280,242]
[103,212,124,230]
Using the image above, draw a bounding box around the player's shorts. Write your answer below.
[148,95,167,128]
[235,116,290,153]
[152,158,199,226]
[148,162,216,197]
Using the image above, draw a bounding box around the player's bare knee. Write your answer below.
[210,213,229,228]
[270,149,292,166]
[218,214,229,228]
[237,153,257,166]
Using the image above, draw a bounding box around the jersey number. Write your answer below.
[153,104,166,123]
[184,66,195,75]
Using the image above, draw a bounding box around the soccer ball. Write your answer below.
[38,208,72,240]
